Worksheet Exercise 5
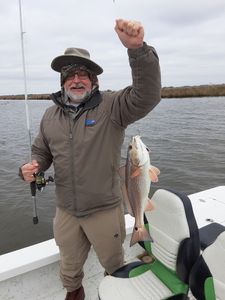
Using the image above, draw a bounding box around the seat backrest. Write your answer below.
[189,231,225,300]
[144,189,200,283]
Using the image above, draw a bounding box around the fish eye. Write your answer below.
[128,145,132,150]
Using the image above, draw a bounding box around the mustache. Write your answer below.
[70,83,85,89]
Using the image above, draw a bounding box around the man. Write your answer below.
[20,19,161,300]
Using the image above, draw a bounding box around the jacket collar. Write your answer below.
[50,88,102,119]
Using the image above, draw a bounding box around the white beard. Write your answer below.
[65,89,91,104]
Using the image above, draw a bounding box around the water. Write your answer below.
[0,97,225,254]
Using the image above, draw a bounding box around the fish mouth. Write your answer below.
[128,135,149,166]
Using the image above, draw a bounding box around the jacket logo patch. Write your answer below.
[85,119,96,126]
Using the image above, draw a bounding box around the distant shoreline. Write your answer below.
[0,83,225,100]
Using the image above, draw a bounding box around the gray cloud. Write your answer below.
[0,0,225,95]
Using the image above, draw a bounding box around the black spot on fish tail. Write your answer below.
[130,225,153,247]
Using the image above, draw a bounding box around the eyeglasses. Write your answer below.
[66,69,90,81]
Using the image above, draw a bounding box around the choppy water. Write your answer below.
[0,97,225,254]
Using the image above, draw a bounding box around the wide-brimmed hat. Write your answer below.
[51,47,103,75]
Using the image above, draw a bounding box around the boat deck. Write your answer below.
[0,233,142,300]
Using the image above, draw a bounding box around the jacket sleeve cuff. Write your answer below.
[128,42,159,62]
[127,42,149,58]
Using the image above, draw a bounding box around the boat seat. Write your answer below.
[98,189,200,300]
[199,222,225,250]
[189,230,225,300]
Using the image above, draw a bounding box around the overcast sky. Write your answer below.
[1,0,225,95]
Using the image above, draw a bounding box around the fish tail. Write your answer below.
[130,225,153,247]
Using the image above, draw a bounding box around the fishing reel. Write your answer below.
[34,171,54,191]
[30,171,54,196]
[30,171,54,225]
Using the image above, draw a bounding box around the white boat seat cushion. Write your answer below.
[146,189,190,270]
[190,231,225,300]
[202,231,225,300]
[98,269,173,300]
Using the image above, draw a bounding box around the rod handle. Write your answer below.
[30,181,36,196]
[33,216,39,224]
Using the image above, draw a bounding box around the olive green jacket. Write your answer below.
[32,43,161,217]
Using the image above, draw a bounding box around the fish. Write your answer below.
[120,135,160,247]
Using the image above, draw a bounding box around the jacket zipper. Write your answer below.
[68,116,76,210]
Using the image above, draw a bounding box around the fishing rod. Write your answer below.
[18,0,38,224]
[18,0,54,224]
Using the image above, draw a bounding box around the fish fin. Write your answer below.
[130,167,140,178]
[149,165,160,183]
[130,225,154,247]
[119,166,135,216]
[145,199,154,211]
[151,165,160,175]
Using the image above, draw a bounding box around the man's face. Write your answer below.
[63,69,92,104]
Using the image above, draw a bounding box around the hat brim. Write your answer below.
[51,55,103,75]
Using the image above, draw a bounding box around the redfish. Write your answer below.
[121,135,160,247]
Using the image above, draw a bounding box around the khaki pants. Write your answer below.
[53,204,126,292]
